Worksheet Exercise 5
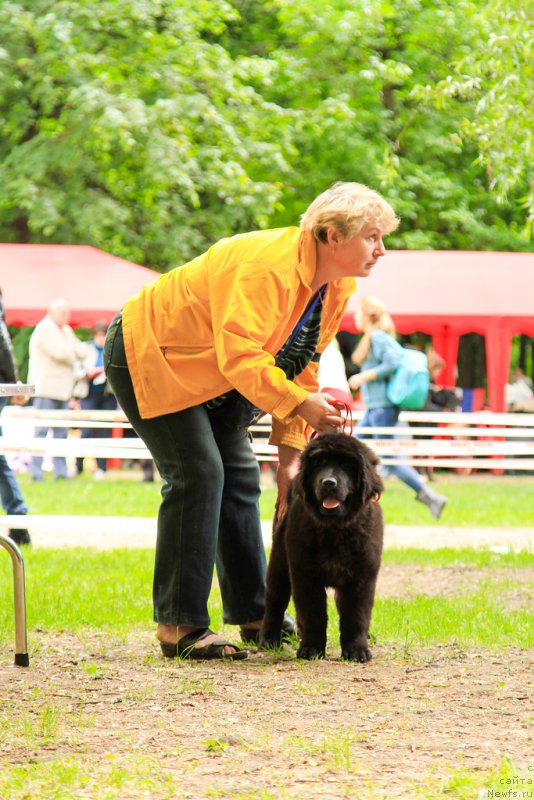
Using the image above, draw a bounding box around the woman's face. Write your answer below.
[328,223,386,280]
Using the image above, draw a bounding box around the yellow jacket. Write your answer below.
[122,227,355,449]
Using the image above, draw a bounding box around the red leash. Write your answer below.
[304,401,354,442]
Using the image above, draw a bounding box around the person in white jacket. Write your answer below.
[28,298,86,481]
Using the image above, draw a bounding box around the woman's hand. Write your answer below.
[296,392,344,432]
[348,373,364,391]
[10,381,30,405]
[348,369,376,391]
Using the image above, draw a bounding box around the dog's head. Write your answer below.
[295,432,384,522]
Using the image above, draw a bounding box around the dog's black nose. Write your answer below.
[322,477,338,490]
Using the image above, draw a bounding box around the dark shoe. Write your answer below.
[8,528,32,546]
[416,485,447,520]
[240,612,297,644]
[160,628,248,661]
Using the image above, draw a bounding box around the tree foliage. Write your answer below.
[0,0,293,267]
[228,0,532,250]
[0,0,532,272]
[414,0,534,230]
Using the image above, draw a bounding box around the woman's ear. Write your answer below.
[326,227,341,248]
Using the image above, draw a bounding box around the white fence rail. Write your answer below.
[2,406,534,471]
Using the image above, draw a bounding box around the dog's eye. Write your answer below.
[310,456,329,469]
[339,461,356,474]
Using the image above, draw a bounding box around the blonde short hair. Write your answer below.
[359,295,396,336]
[300,182,399,243]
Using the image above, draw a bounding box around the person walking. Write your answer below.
[0,289,31,545]
[104,181,399,660]
[349,295,448,519]
[28,298,86,481]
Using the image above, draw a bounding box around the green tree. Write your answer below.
[0,0,294,268]
[1,0,532,271]
[414,0,534,232]
[228,0,533,251]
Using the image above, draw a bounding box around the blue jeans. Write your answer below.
[356,406,423,493]
[104,313,266,628]
[30,397,69,480]
[0,398,28,515]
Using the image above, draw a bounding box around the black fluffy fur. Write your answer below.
[260,432,384,662]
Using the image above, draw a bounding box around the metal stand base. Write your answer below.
[0,533,29,666]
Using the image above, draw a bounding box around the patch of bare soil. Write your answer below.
[1,566,532,800]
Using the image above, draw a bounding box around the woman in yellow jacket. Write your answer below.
[104,182,398,660]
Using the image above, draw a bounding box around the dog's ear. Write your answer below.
[291,454,307,502]
[362,453,384,503]
[350,438,384,503]
[371,464,385,498]
[295,444,325,507]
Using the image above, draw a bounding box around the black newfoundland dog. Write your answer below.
[260,432,384,662]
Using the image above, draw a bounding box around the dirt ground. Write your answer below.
[1,564,532,800]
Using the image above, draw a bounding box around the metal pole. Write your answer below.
[0,383,33,665]
[0,534,29,666]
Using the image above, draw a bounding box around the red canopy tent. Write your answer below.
[340,249,534,412]
[0,244,159,328]
[2,244,532,412]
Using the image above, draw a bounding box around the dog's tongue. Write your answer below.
[322,497,340,509]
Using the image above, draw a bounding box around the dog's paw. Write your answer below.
[297,645,326,660]
[341,645,373,663]
[258,634,283,651]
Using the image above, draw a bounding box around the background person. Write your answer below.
[424,350,462,413]
[75,321,117,480]
[411,349,461,482]
[28,298,86,481]
[349,295,448,520]
[104,181,399,661]
[505,367,534,412]
[0,288,31,545]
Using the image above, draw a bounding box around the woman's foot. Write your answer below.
[157,624,242,657]
[239,613,296,644]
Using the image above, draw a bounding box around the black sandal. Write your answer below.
[240,613,297,645]
[160,628,248,660]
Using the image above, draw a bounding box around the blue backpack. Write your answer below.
[386,344,430,410]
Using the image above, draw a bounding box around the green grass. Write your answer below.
[0,756,526,800]
[371,593,532,650]
[2,548,154,633]
[17,472,160,517]
[262,474,534,526]
[408,757,523,799]
[1,547,532,650]
[14,471,534,526]
[0,495,531,800]
[0,757,180,800]
[3,472,533,650]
